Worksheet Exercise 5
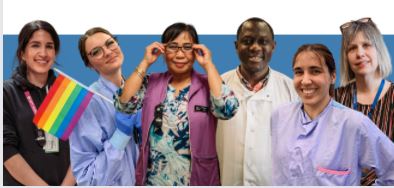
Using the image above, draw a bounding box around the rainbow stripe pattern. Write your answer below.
[33,73,93,140]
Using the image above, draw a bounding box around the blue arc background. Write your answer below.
[3,35,394,86]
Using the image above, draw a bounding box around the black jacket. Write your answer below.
[3,66,71,185]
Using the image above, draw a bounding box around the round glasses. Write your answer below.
[88,38,118,59]
[165,42,193,54]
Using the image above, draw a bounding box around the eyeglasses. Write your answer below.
[88,38,118,59]
[340,17,372,34]
[165,42,193,53]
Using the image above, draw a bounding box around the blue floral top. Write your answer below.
[114,75,239,186]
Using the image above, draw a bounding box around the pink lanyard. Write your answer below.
[24,86,48,114]
[24,90,38,114]
[23,86,49,147]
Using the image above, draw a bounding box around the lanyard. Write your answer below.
[24,86,49,148]
[24,90,38,114]
[352,79,385,119]
[24,86,48,114]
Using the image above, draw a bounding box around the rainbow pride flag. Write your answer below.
[33,71,94,140]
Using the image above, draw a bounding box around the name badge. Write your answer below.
[194,105,209,113]
[43,133,59,153]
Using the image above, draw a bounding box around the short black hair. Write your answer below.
[236,17,274,40]
[161,22,199,44]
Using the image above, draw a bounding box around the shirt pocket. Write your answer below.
[192,155,220,185]
[316,166,351,185]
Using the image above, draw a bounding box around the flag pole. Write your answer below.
[53,68,113,104]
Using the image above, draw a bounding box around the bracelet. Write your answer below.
[135,67,145,80]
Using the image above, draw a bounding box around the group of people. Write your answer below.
[3,17,394,186]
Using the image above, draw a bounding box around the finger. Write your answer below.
[192,44,207,50]
[193,50,200,57]
[193,44,209,55]
[192,44,201,50]
[146,43,157,53]
[152,42,165,54]
[148,43,163,55]
[153,48,163,56]
[157,43,165,53]
[157,43,165,49]
[194,49,204,57]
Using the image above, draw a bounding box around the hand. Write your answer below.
[142,42,165,66]
[115,111,140,136]
[193,44,213,70]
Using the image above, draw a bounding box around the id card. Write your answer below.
[43,133,59,153]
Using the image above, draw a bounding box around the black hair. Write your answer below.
[16,20,60,68]
[161,22,199,44]
[236,17,274,40]
[293,43,336,96]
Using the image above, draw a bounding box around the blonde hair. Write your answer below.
[340,19,392,86]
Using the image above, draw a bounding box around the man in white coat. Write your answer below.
[216,17,298,185]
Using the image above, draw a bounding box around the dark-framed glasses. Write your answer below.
[340,17,372,34]
[165,42,193,53]
[88,37,118,59]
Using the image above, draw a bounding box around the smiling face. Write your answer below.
[21,29,56,77]
[84,32,123,76]
[293,51,336,110]
[346,32,379,78]
[164,31,195,76]
[236,21,275,74]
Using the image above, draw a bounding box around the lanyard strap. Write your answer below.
[24,90,38,114]
[23,86,48,114]
[24,86,53,149]
[353,79,385,118]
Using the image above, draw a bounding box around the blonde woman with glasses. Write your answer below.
[69,27,141,185]
[334,17,394,185]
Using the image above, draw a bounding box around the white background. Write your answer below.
[3,0,394,34]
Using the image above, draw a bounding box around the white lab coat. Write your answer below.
[216,68,298,185]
